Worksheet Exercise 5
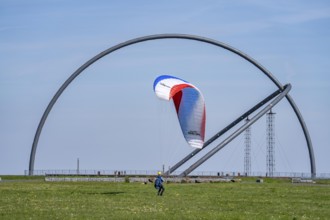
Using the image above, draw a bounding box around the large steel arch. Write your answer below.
[29,34,315,176]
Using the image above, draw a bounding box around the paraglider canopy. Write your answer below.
[153,75,206,149]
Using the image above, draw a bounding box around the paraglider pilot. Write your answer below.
[154,171,165,196]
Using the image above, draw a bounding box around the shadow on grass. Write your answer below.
[86,191,125,195]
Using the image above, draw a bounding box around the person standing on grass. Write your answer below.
[154,171,165,196]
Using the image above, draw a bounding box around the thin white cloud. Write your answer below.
[273,8,330,25]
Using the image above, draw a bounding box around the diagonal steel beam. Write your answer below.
[179,84,291,177]
[164,88,282,175]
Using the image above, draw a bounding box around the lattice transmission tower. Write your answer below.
[266,109,276,177]
[244,118,251,176]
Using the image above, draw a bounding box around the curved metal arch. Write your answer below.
[29,34,315,176]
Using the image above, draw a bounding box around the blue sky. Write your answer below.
[1,0,329,175]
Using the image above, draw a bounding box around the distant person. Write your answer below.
[154,171,165,196]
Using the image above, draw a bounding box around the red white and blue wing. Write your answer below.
[153,75,206,149]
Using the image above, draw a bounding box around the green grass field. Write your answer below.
[0,176,329,219]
